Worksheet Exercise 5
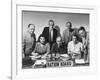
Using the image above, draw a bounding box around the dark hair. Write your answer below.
[28,24,34,28]
[78,26,86,32]
[72,34,78,40]
[49,19,54,26]
[38,34,45,43]
[66,21,72,28]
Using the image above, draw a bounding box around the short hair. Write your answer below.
[66,21,72,27]
[49,19,54,22]
[38,34,45,42]
[78,26,86,32]
[72,34,78,40]
[48,19,54,26]
[28,24,35,28]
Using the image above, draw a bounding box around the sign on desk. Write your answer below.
[46,60,73,67]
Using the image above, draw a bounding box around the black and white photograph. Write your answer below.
[1,0,99,80]
[22,11,90,69]
[11,1,97,79]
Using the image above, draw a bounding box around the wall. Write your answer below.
[23,11,89,40]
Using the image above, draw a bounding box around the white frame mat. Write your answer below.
[11,0,97,80]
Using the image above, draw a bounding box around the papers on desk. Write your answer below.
[35,60,46,65]
[32,60,47,68]
[29,55,41,60]
[60,54,70,61]
[60,54,69,57]
[75,59,85,64]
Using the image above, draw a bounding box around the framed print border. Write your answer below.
[11,0,97,80]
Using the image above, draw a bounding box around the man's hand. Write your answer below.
[31,52,38,56]
[41,54,47,59]
[56,53,60,58]
[30,54,41,60]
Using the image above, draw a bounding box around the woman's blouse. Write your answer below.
[34,42,50,55]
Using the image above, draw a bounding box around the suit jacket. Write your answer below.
[23,32,36,57]
[50,43,66,54]
[42,27,58,44]
[62,28,79,45]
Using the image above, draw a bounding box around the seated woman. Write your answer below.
[68,34,83,60]
[31,35,50,60]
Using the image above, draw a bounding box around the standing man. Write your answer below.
[78,26,89,63]
[62,21,79,52]
[41,20,58,49]
[22,24,36,66]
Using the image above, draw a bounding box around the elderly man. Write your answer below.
[41,20,58,49]
[51,36,66,54]
[22,24,36,67]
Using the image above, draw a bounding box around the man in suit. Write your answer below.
[41,20,58,49]
[50,36,67,61]
[62,21,79,53]
[22,24,36,67]
[51,36,66,54]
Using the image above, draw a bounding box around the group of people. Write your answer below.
[22,19,89,66]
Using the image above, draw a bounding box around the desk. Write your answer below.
[32,58,74,68]
[22,55,89,69]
